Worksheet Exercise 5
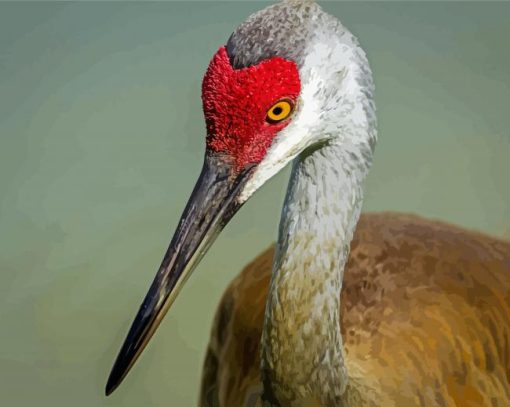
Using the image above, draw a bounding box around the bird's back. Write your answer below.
[200,212,510,406]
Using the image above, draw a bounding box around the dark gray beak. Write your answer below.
[105,153,255,396]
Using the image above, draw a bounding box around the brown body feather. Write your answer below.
[199,213,510,406]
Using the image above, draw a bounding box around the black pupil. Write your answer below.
[272,106,283,116]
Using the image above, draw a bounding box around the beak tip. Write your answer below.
[105,374,119,396]
[105,361,125,397]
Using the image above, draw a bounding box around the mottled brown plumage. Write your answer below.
[200,212,510,406]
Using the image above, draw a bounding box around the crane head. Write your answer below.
[106,0,376,395]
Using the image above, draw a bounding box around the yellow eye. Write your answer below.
[266,99,294,123]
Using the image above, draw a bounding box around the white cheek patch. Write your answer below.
[238,74,321,202]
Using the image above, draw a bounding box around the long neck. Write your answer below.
[261,143,366,406]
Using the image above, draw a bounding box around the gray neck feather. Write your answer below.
[261,143,365,406]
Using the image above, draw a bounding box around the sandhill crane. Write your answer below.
[106,1,510,405]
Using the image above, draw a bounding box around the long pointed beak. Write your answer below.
[105,153,254,395]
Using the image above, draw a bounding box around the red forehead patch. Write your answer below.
[202,46,301,170]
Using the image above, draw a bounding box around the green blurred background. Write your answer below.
[1,1,509,406]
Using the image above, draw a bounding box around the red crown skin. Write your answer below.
[202,46,301,171]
